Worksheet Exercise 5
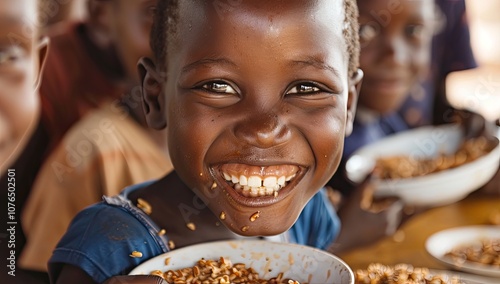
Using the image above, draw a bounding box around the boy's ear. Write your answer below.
[137,57,167,130]
[34,36,49,91]
[345,68,363,136]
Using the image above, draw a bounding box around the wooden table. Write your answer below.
[337,173,500,272]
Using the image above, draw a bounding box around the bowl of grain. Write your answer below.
[129,239,354,284]
[345,124,500,207]
[425,225,500,278]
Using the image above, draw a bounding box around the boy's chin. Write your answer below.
[222,218,294,238]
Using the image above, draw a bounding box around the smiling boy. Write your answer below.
[49,0,362,283]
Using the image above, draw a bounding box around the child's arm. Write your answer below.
[54,266,167,284]
[104,275,168,284]
[329,176,404,254]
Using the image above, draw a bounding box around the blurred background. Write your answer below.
[42,0,500,122]
[447,0,500,122]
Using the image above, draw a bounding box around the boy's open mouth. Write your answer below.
[219,164,299,198]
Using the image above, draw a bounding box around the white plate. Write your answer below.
[430,269,500,284]
[425,225,500,278]
[345,124,500,207]
[129,240,354,284]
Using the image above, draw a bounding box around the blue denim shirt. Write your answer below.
[49,177,339,283]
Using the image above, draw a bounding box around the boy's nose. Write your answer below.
[233,112,291,148]
[380,36,407,66]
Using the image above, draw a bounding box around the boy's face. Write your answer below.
[153,0,358,236]
[357,0,433,114]
[107,0,156,85]
[0,0,46,169]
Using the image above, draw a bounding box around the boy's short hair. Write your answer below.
[150,0,360,77]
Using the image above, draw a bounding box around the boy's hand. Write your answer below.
[328,175,405,254]
[457,110,486,139]
[103,275,167,284]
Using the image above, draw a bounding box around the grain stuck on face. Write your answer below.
[220,211,226,220]
[136,198,152,215]
[250,211,260,222]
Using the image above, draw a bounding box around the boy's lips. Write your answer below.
[213,163,303,207]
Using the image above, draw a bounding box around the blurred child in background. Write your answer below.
[0,1,48,282]
[326,0,435,251]
[17,0,174,276]
[399,0,477,128]
[345,0,434,158]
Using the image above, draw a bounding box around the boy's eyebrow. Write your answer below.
[289,57,341,78]
[181,56,341,78]
[181,58,237,75]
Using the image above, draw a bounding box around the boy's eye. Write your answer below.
[201,81,237,94]
[286,83,322,95]
[405,25,425,38]
[0,46,24,66]
[359,23,378,43]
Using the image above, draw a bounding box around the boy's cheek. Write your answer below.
[0,67,27,85]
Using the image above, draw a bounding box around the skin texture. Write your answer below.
[145,0,361,237]
[0,0,47,171]
[357,0,433,114]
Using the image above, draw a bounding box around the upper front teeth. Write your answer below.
[224,174,294,189]
[248,176,262,187]
[240,175,248,185]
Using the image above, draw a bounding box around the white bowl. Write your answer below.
[425,225,500,278]
[129,240,354,284]
[345,124,500,207]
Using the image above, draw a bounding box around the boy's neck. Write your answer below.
[128,172,240,248]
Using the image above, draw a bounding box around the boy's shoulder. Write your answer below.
[49,196,169,282]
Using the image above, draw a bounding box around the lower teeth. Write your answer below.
[233,184,282,197]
